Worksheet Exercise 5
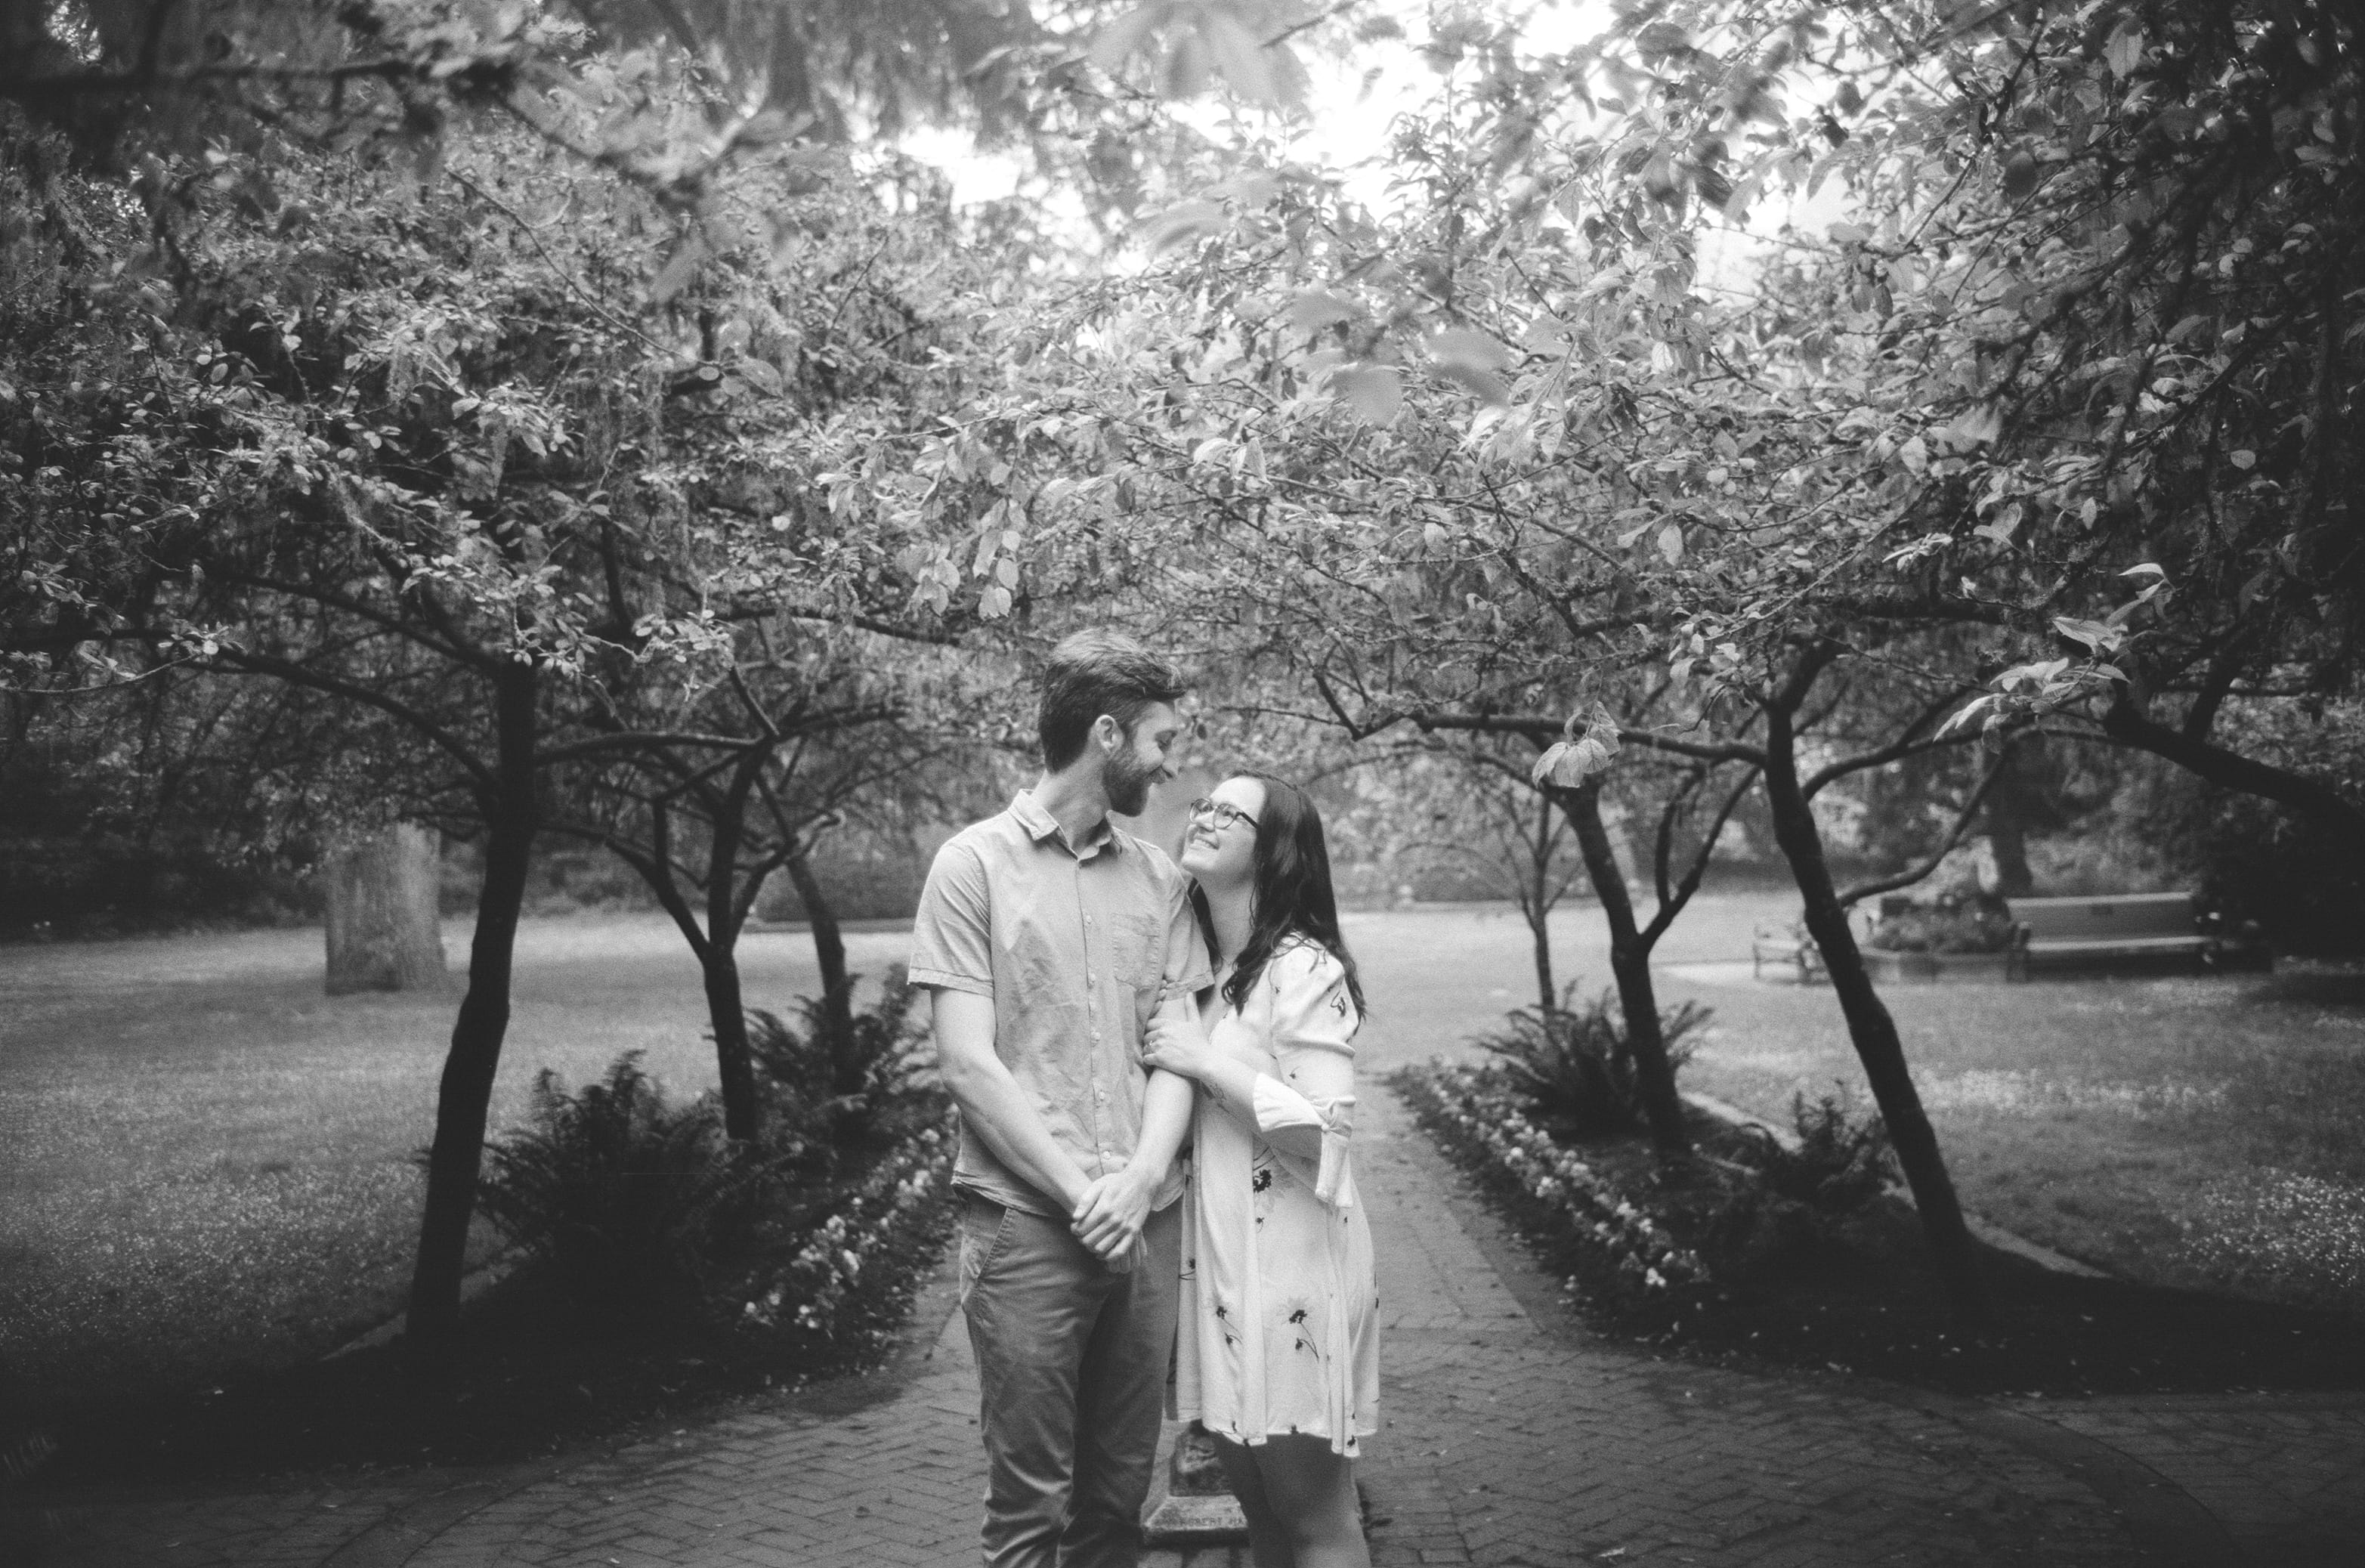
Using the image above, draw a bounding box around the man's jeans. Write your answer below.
[959,1190,1182,1568]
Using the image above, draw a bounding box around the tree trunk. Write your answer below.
[1763,700,1991,1326]
[1528,790,1557,1009]
[1558,781,1691,1155]
[1983,741,2035,897]
[703,752,769,1144]
[407,662,537,1344]
[784,849,858,1097]
[324,821,447,994]
[703,941,761,1142]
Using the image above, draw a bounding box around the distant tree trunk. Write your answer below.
[1557,781,1691,1155]
[1762,692,1990,1327]
[702,754,769,1144]
[407,661,538,1344]
[784,847,858,1096]
[1526,790,1556,1009]
[324,821,446,994]
[1983,740,2035,897]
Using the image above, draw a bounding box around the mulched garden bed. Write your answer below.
[1393,1062,2365,1397]
[28,1140,959,1485]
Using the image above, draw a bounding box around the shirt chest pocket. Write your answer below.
[1105,911,1166,993]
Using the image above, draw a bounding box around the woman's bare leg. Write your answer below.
[1210,1432,1296,1568]
[1238,1433,1369,1568]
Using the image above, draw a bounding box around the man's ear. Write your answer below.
[1087,713,1124,756]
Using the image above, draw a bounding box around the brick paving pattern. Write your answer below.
[18,1084,2365,1567]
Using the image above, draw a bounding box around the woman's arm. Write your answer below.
[1142,1015,1325,1161]
[1142,945,1361,1180]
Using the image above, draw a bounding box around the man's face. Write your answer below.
[1100,700,1182,817]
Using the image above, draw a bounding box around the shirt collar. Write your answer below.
[1011,789,1124,858]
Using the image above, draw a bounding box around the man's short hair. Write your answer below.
[1037,630,1186,771]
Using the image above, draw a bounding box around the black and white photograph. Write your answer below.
[4,1,2361,1563]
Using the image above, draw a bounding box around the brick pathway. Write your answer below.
[20,1086,2365,1567]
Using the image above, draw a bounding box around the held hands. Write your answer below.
[1071,1166,1153,1272]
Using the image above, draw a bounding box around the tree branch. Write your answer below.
[1836,754,2009,908]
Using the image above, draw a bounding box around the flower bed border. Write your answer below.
[1389,1062,1715,1326]
[737,1116,958,1361]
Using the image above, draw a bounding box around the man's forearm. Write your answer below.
[947,1066,1093,1212]
[1128,1068,1194,1187]
[932,989,1090,1212]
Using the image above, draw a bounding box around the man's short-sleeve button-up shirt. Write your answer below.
[908,790,1213,1217]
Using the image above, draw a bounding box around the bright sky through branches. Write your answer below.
[898,0,1841,289]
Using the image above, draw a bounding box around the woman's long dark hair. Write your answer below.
[1192,772,1367,1019]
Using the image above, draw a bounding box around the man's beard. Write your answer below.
[1102,750,1158,817]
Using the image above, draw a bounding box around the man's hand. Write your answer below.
[1071,1164,1157,1266]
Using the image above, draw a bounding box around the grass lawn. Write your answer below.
[5,890,2363,1440]
[0,914,917,1420]
[1343,894,2365,1314]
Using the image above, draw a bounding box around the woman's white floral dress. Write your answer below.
[1176,939,1379,1455]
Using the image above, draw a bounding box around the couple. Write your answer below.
[909,629,1377,1568]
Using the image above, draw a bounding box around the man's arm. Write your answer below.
[1071,997,1195,1256]
[931,987,1096,1222]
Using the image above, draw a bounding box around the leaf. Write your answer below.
[1828,221,1871,245]
[1161,28,1211,99]
[1428,328,1513,373]
[2001,150,2039,201]
[1656,523,1685,564]
[1200,8,1288,108]
[1938,695,1997,738]
[1436,363,1510,404]
[2051,616,2122,652]
[1087,4,1165,75]
[1141,199,1226,254]
[1532,715,1621,787]
[1948,404,2002,445]
[2119,561,2167,579]
[1287,291,1357,334]
[2228,449,2255,470]
[1334,364,1402,425]
[2104,23,2144,79]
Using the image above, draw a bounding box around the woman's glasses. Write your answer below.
[1188,797,1260,832]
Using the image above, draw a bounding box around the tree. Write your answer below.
[322,821,447,994]
[0,116,1009,1335]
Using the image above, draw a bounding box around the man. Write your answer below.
[909,629,1211,1568]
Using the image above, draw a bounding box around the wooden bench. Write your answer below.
[2004,892,2218,980]
[1751,921,1827,984]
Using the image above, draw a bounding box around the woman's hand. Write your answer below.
[1142,1016,1215,1081]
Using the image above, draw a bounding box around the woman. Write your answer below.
[1143,774,1377,1568]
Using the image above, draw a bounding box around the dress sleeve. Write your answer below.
[1251,941,1361,1207]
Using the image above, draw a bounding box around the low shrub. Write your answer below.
[1759,1093,1898,1212]
[1863,896,2015,955]
[472,1054,782,1320]
[737,1120,955,1354]
[473,1033,958,1355]
[1473,985,1712,1137]
[747,964,942,1154]
[1391,1062,1717,1324]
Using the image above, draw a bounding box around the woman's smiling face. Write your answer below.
[1179,776,1266,888]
